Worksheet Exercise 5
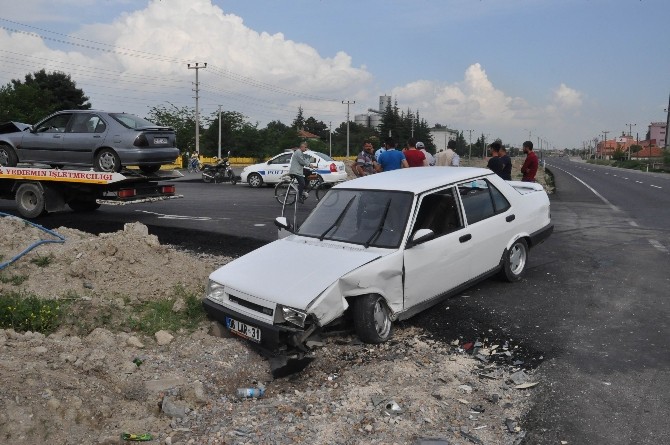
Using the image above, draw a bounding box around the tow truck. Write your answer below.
[0,165,182,218]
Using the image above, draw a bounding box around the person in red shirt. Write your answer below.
[403,138,427,167]
[521,140,539,182]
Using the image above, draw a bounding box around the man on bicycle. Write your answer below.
[289,142,312,202]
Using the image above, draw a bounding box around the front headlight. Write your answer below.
[207,280,226,303]
[278,305,307,328]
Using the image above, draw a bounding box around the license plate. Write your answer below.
[154,137,168,144]
[226,317,261,343]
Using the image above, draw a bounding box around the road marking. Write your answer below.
[636,181,643,184]
[548,165,619,212]
[254,224,266,227]
[629,221,638,227]
[649,240,668,254]
[650,185,662,189]
[135,210,212,221]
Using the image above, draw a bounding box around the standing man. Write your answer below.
[521,140,539,182]
[486,141,503,177]
[289,142,311,202]
[355,140,378,176]
[404,137,427,167]
[436,140,457,166]
[499,146,512,180]
[416,141,435,166]
[377,137,409,172]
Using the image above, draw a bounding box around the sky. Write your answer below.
[0,0,668,150]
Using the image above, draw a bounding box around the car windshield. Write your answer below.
[109,113,160,129]
[297,189,414,248]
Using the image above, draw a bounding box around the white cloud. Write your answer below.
[552,83,583,109]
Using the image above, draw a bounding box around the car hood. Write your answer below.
[0,121,31,134]
[209,236,382,309]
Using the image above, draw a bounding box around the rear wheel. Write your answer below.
[0,144,18,167]
[353,294,393,344]
[499,239,528,282]
[274,182,297,205]
[15,183,46,218]
[315,182,331,201]
[94,148,121,173]
[139,165,161,175]
[68,200,101,212]
[247,173,263,188]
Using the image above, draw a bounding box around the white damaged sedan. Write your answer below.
[203,167,553,357]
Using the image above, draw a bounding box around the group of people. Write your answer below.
[486,140,538,182]
[354,137,461,177]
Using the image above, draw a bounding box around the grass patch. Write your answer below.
[30,255,54,267]
[0,291,63,334]
[0,273,29,286]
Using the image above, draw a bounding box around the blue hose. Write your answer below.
[0,212,66,271]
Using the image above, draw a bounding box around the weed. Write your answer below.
[30,255,54,267]
[0,291,63,334]
[0,273,29,286]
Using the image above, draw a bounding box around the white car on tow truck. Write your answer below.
[203,167,552,358]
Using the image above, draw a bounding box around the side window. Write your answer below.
[458,178,510,225]
[92,116,106,133]
[270,154,291,164]
[68,113,99,133]
[36,114,72,133]
[412,187,463,239]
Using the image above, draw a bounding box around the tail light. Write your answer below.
[134,134,149,147]
[161,185,175,194]
[118,188,137,198]
[329,163,337,172]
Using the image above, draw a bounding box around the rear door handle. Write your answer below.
[459,234,472,243]
[506,214,516,222]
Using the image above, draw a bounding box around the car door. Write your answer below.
[264,153,292,183]
[403,187,471,308]
[456,178,514,278]
[17,113,73,163]
[61,113,107,164]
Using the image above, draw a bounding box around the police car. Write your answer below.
[240,150,347,188]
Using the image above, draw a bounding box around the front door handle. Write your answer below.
[459,234,472,243]
[506,214,515,222]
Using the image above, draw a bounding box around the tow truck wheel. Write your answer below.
[94,149,121,173]
[15,183,47,218]
[0,144,18,167]
[139,165,161,174]
[68,200,101,212]
[353,294,393,344]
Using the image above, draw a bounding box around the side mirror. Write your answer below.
[274,216,293,232]
[408,228,434,247]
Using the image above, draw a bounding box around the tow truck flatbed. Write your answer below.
[0,165,182,218]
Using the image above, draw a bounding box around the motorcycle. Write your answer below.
[201,153,238,184]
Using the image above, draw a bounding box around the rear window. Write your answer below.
[110,113,159,129]
[311,151,334,161]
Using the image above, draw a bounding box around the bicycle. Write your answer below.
[274,171,330,205]
[187,158,201,173]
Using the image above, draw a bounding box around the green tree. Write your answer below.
[292,106,305,130]
[303,116,329,140]
[201,110,249,157]
[147,104,199,154]
[0,69,90,123]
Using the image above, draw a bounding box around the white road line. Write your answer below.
[650,185,662,189]
[135,210,212,220]
[549,165,619,212]
[636,181,643,184]
[629,221,638,227]
[649,240,668,254]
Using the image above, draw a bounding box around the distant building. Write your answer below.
[647,122,667,149]
[429,126,459,152]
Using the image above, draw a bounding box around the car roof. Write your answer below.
[334,167,495,194]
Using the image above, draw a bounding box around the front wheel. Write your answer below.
[353,295,393,344]
[247,173,263,188]
[94,148,121,173]
[315,183,332,201]
[0,144,18,167]
[15,183,47,218]
[275,182,297,205]
[202,171,213,183]
[499,239,528,282]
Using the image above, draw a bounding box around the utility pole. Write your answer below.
[625,123,636,160]
[187,62,207,155]
[664,92,670,149]
[602,130,609,160]
[328,121,332,158]
[342,100,355,158]
[466,129,474,161]
[217,105,222,159]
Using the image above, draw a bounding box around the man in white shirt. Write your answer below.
[416,141,435,166]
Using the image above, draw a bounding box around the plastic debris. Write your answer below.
[383,400,404,416]
[121,433,153,441]
[515,382,539,389]
[460,430,484,444]
[237,387,265,398]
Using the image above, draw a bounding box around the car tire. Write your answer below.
[0,144,18,167]
[139,165,161,174]
[353,294,393,344]
[94,148,122,173]
[248,173,263,188]
[499,238,528,282]
[15,183,47,218]
[68,199,101,212]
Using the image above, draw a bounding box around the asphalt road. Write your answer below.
[1,163,668,444]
